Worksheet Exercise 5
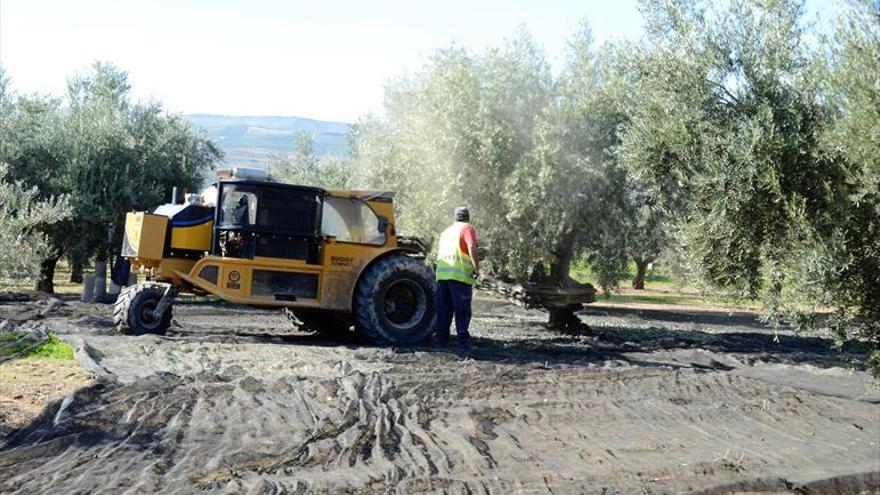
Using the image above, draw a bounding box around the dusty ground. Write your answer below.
[0,358,92,436]
[0,294,878,494]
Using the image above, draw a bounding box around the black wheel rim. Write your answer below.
[138,299,162,330]
[382,279,426,330]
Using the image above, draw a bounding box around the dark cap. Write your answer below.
[454,206,470,222]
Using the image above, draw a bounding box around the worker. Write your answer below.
[232,195,250,225]
[434,206,479,353]
[223,195,252,258]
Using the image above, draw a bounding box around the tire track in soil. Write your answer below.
[0,297,878,493]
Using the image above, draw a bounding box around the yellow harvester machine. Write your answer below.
[115,169,435,345]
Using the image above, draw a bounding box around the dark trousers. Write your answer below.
[435,280,472,350]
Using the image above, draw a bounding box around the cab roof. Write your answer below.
[218,179,326,195]
[218,179,395,202]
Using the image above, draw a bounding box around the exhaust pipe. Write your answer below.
[171,186,181,204]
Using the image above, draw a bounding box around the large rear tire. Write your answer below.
[113,284,172,335]
[354,254,436,345]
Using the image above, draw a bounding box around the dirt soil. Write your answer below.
[0,358,93,436]
[0,294,878,494]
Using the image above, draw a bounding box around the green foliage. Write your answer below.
[353,27,633,287]
[623,0,828,296]
[0,163,71,282]
[353,34,551,272]
[807,0,879,365]
[0,68,68,201]
[61,63,221,260]
[625,179,668,271]
[0,62,222,290]
[619,0,879,366]
[268,132,352,189]
[821,0,880,179]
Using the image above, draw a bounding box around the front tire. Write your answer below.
[113,284,172,335]
[354,254,436,345]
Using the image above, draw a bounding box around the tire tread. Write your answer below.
[353,254,435,345]
[113,283,171,335]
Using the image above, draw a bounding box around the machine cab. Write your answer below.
[213,180,325,262]
[213,180,391,262]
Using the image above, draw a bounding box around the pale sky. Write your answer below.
[0,0,837,123]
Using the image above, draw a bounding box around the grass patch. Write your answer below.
[571,272,683,294]
[596,291,762,309]
[2,261,85,295]
[603,293,701,305]
[570,261,763,310]
[0,332,24,343]
[0,332,74,360]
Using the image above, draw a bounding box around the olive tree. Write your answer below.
[625,181,668,290]
[508,27,636,294]
[29,64,217,292]
[1,63,221,292]
[622,0,828,293]
[352,26,637,323]
[353,31,554,276]
[0,68,73,289]
[620,0,879,365]
[268,132,352,189]
[803,0,879,366]
[0,164,70,283]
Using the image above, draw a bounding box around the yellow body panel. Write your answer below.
[319,239,390,310]
[180,257,324,306]
[170,221,213,251]
[177,240,399,311]
[157,258,199,286]
[123,212,167,260]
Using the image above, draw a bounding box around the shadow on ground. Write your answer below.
[163,311,869,372]
[583,305,772,329]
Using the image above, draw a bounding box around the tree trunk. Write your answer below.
[632,258,649,290]
[544,232,589,333]
[36,252,62,293]
[69,253,84,283]
[548,232,575,286]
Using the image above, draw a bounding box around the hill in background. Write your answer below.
[186,114,351,168]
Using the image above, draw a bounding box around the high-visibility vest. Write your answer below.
[436,222,476,285]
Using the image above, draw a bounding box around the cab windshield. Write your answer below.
[219,187,257,226]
